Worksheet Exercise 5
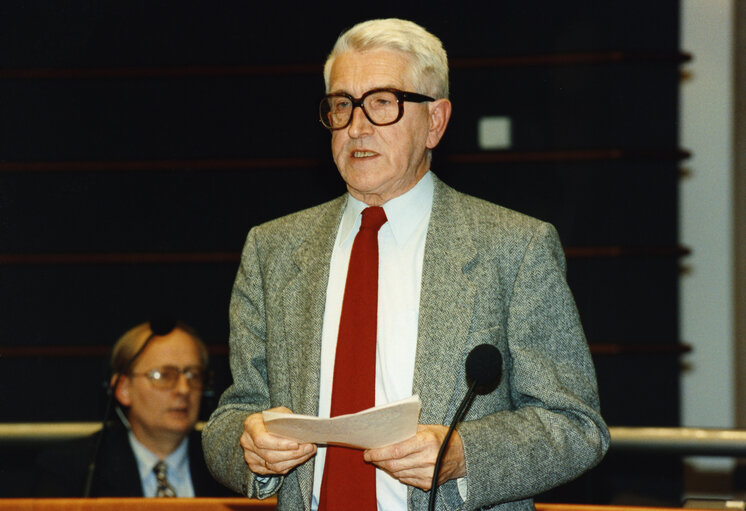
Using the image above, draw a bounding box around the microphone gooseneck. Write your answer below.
[82,317,176,497]
[428,344,502,511]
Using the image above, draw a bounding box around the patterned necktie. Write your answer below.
[319,206,387,510]
[153,461,177,497]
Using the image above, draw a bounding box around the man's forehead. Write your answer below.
[328,49,413,94]
[134,333,201,365]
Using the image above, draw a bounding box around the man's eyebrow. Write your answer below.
[328,85,402,96]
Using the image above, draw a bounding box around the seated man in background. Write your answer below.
[35,320,235,497]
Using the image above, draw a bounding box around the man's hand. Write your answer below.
[363,424,465,490]
[240,407,317,475]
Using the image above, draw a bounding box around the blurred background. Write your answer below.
[0,0,743,505]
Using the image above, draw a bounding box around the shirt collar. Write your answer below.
[339,171,434,247]
[129,431,190,480]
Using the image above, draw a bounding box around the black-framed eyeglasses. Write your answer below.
[319,87,435,130]
[130,365,206,390]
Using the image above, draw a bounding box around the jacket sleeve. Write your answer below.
[202,228,285,498]
[450,222,610,510]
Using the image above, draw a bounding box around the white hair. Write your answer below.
[323,18,449,99]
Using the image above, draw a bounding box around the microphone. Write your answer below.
[465,343,503,395]
[428,344,502,511]
[83,316,176,497]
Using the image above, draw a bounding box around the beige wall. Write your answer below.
[679,0,736,473]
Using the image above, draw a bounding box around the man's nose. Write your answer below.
[347,105,373,137]
[174,373,191,394]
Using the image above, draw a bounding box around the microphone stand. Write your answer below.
[428,379,478,511]
[428,343,502,511]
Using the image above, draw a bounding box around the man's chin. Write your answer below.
[163,413,198,432]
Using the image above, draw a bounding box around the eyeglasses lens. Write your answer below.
[320,90,400,129]
[148,366,204,389]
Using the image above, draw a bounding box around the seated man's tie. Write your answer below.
[153,461,177,497]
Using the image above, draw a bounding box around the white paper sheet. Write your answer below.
[263,395,422,449]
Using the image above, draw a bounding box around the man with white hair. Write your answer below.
[203,18,609,510]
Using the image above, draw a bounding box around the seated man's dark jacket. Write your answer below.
[34,420,235,497]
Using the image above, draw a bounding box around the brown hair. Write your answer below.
[110,321,208,377]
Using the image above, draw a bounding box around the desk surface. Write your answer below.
[0,500,726,511]
[0,498,275,510]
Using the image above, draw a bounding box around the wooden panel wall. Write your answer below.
[0,1,686,504]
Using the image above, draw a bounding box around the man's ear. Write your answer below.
[426,98,452,150]
[112,373,133,407]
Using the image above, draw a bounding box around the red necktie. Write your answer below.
[319,206,387,510]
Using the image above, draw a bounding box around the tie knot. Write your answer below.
[154,461,167,476]
[360,206,387,232]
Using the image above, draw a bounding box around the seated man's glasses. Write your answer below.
[319,87,435,130]
[130,365,206,390]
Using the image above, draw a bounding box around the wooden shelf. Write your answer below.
[0,52,692,80]
[0,344,228,358]
[0,158,325,173]
[0,343,688,359]
[0,246,690,266]
[563,246,691,258]
[0,149,690,173]
[451,51,692,69]
[589,344,691,356]
[0,252,239,265]
[446,149,691,164]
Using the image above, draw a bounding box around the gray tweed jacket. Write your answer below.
[202,174,609,510]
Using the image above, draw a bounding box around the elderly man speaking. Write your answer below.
[203,18,609,511]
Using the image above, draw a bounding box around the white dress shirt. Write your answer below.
[129,432,195,498]
[311,172,434,511]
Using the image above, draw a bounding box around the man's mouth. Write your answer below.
[353,151,377,158]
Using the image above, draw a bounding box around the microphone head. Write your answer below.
[149,314,176,336]
[465,344,503,395]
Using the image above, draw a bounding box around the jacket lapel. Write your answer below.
[412,177,479,425]
[281,195,346,509]
[97,422,143,496]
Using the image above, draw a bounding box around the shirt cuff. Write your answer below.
[253,474,282,499]
[457,476,467,500]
